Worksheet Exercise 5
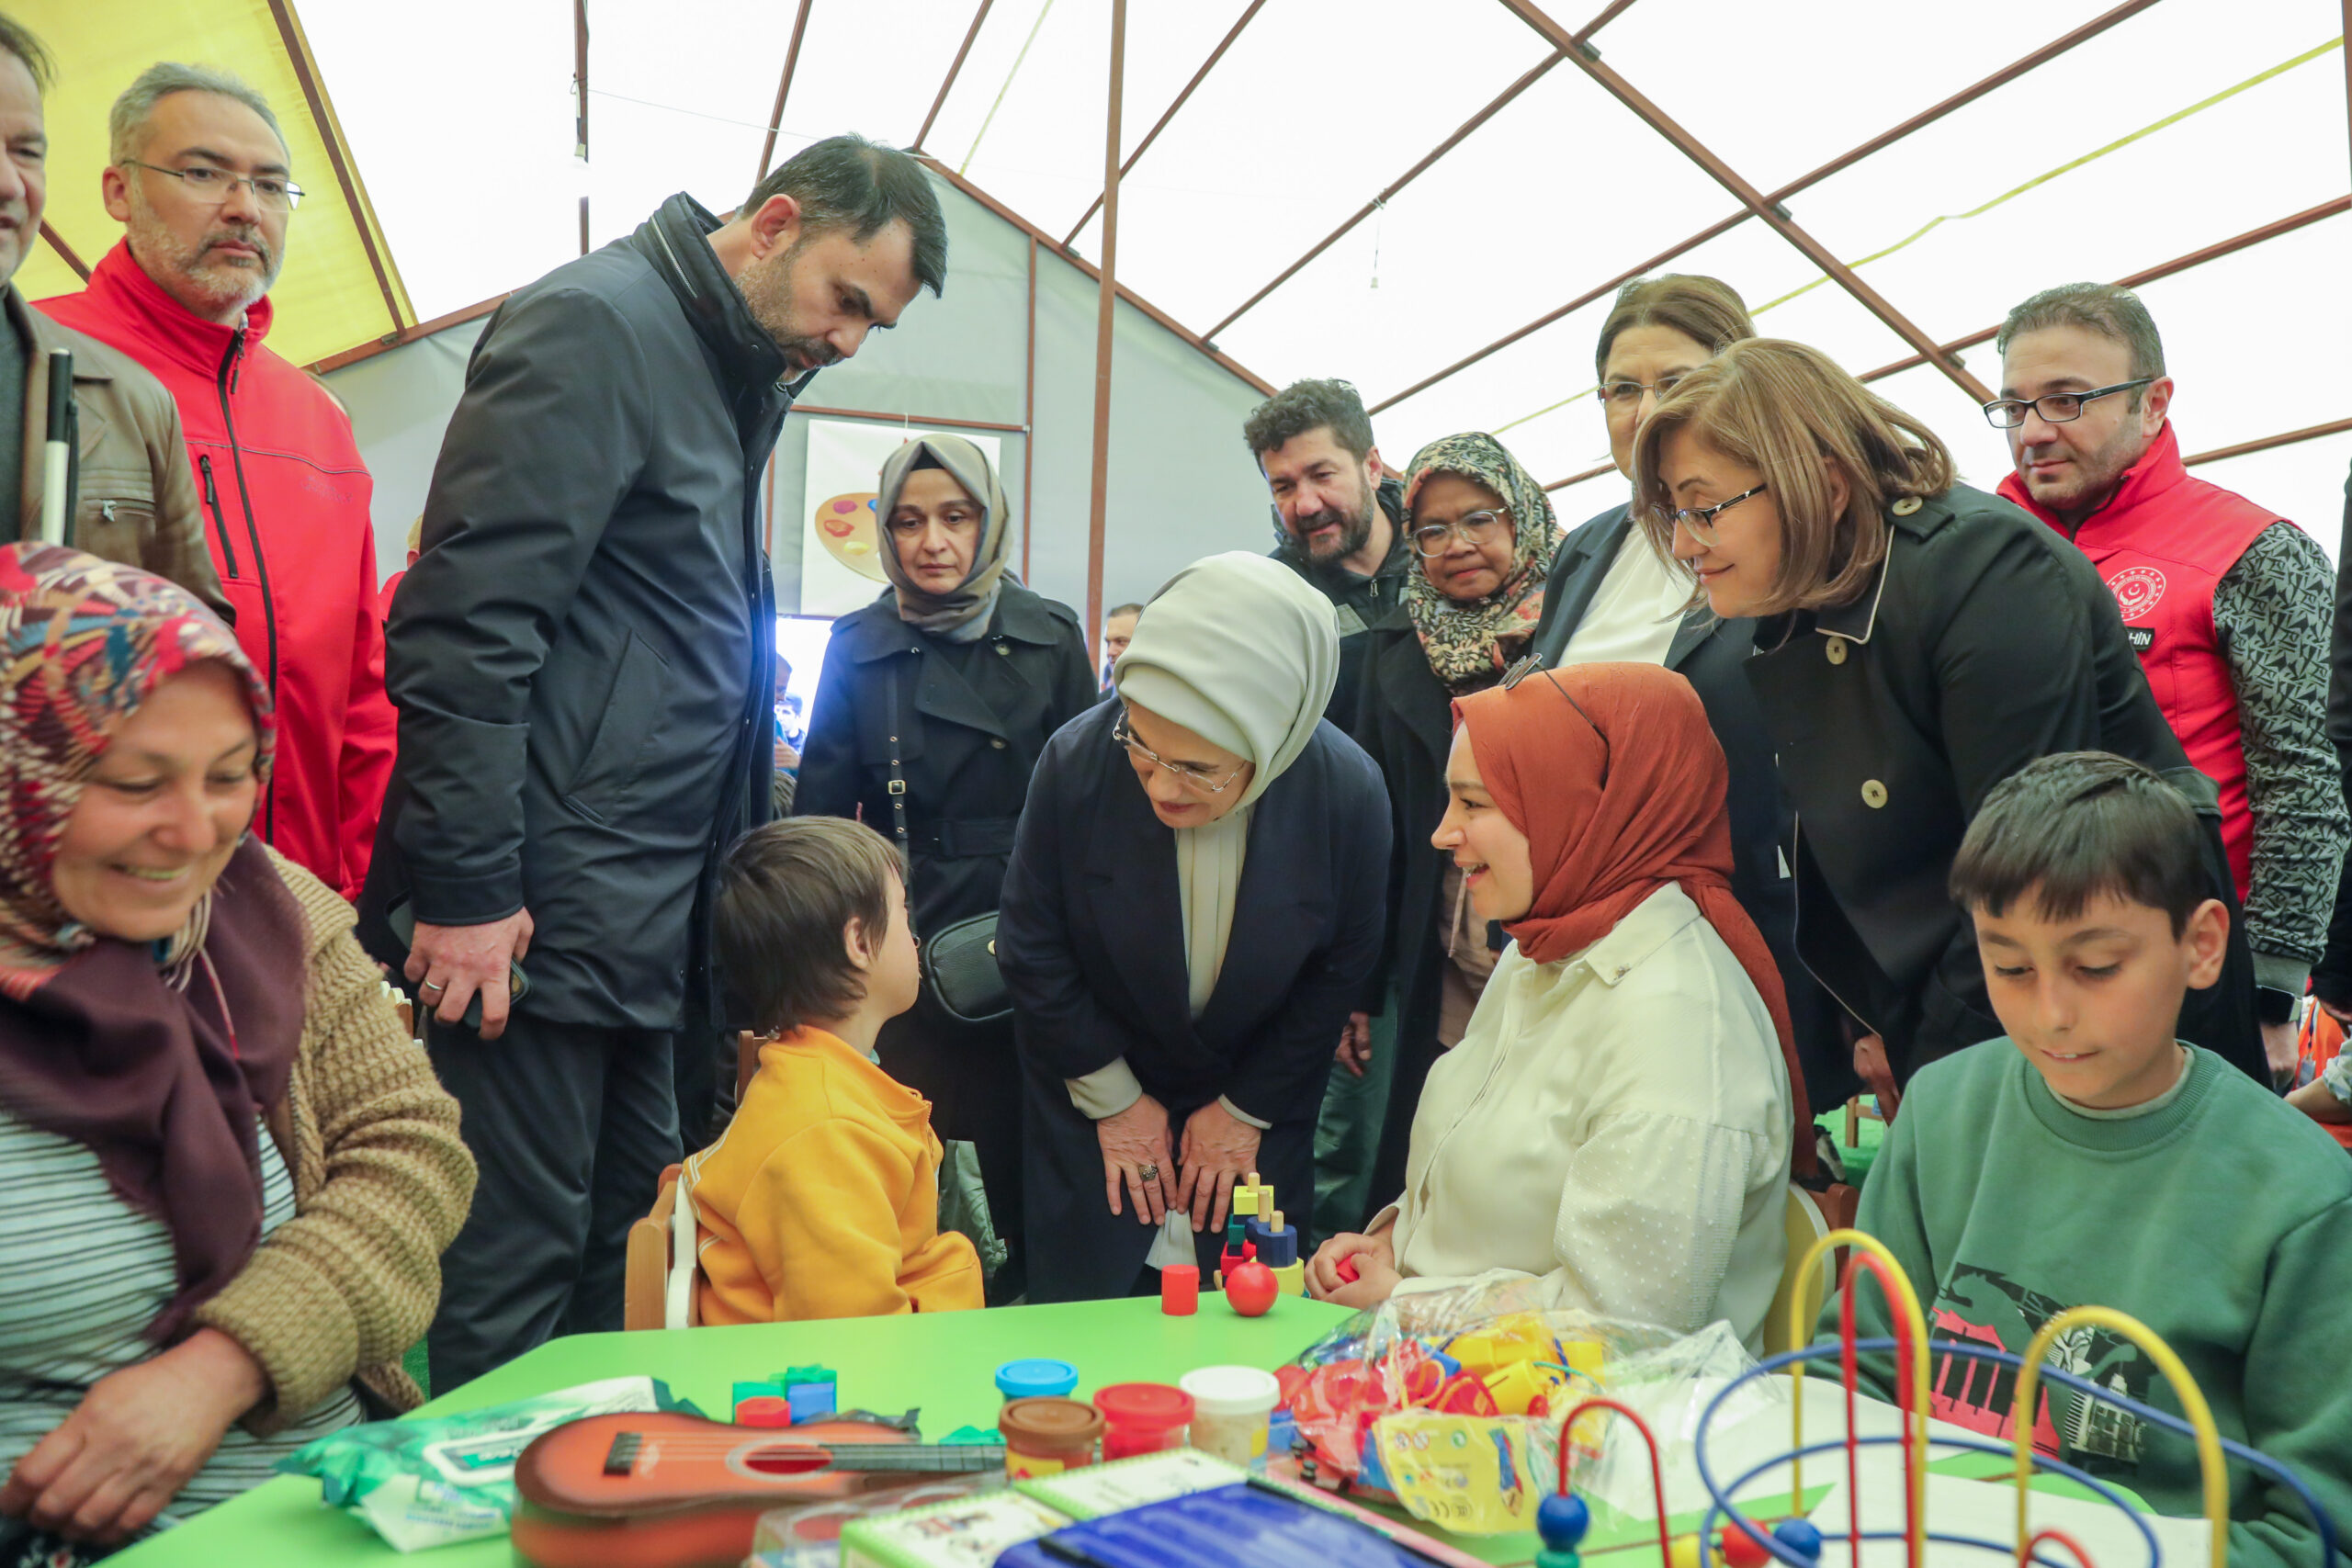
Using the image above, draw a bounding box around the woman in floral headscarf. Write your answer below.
[1339,433,1561,1231]
[0,547,472,1558]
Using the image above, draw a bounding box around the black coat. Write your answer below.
[1529,504,1845,1111]
[1268,475,1411,739]
[795,582,1099,934]
[793,581,1098,1148]
[362,195,796,1029]
[1743,483,2264,1086]
[999,702,1389,1301]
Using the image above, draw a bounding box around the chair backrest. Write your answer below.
[622,1162,705,1331]
[1763,1185,1836,1357]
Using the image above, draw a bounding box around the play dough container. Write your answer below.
[1178,1366,1281,1470]
[1093,1382,1193,1461]
[1000,1396,1102,1479]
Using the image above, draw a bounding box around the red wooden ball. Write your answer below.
[1225,1258,1280,1316]
[1720,1523,1776,1568]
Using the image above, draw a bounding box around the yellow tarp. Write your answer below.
[16,0,408,367]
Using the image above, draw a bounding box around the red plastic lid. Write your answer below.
[735,1395,793,1427]
[1092,1382,1194,1431]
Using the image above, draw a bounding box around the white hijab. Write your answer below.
[1113,553,1339,1016]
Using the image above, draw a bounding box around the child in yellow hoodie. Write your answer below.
[686,818,983,1322]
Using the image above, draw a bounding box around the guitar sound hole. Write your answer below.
[741,1447,829,1476]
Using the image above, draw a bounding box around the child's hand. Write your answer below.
[1095,1094,1176,1224]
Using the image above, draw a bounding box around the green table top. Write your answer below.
[109,1296,2099,1568]
[112,1296,1362,1568]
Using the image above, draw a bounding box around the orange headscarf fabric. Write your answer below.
[1453,663,1814,1174]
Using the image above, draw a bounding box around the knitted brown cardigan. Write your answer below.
[190,850,476,1435]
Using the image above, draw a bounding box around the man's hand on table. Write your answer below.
[405,908,534,1040]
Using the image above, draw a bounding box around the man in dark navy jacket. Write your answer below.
[363,135,945,1386]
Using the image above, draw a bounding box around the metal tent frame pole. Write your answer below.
[1085,0,1127,665]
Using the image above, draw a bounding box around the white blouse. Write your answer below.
[1557,524,1689,669]
[1377,883,1793,1351]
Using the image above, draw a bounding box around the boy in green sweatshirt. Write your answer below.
[1833,751,2352,1568]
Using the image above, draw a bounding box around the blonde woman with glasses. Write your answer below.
[997,554,1389,1301]
[1630,338,2266,1106]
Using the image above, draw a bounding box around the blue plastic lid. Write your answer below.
[996,1358,1080,1399]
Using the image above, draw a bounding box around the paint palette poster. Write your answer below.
[798,420,1002,616]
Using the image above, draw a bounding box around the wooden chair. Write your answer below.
[622,1163,705,1330]
[1764,1185,1837,1356]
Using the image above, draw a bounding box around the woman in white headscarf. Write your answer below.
[796,434,1097,1303]
[997,553,1392,1301]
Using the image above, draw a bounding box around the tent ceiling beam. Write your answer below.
[1854,196,2352,386]
[1498,0,1994,403]
[2184,417,2352,468]
[1204,0,1638,345]
[917,0,999,153]
[1062,0,1266,248]
[265,0,405,327]
[755,0,819,184]
[1085,0,1127,660]
[38,221,88,282]
[919,155,1274,396]
[574,0,589,253]
[794,403,1025,433]
[308,293,513,375]
[1204,44,1569,344]
[1535,195,2352,491]
[1375,0,2159,417]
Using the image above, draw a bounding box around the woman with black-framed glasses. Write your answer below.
[997,553,1389,1301]
[1629,338,2266,1102]
[1342,432,1560,1232]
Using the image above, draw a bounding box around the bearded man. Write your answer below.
[1242,378,1408,734]
[359,134,945,1384]
[41,63,394,902]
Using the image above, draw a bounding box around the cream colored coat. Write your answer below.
[1378,884,1792,1351]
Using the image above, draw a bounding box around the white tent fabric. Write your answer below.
[298,0,2348,551]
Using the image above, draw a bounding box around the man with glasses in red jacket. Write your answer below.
[1993,282,2347,1087]
[40,62,393,902]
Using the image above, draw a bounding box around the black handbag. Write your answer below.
[921,910,1012,1023]
[884,658,1014,1025]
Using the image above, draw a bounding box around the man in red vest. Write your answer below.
[40,63,393,903]
[1993,282,2346,1082]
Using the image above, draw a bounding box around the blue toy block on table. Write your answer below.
[782,1364,837,1423]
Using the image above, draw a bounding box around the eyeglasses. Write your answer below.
[1666,483,1768,547]
[1980,378,2153,430]
[1600,374,1688,413]
[1412,508,1511,558]
[1113,708,1249,795]
[123,160,305,211]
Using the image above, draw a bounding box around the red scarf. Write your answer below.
[1455,664,1815,1176]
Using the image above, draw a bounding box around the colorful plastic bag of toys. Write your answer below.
[1279,1271,1775,1534]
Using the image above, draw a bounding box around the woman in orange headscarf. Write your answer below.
[1306,661,1808,1350]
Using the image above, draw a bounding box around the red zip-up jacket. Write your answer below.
[40,242,395,902]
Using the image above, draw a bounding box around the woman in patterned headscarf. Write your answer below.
[0,546,472,1557]
[1336,433,1561,1234]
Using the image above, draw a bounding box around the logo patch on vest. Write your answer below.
[2105,565,2166,621]
[2126,626,2154,652]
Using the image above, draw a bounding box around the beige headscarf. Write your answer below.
[1114,553,1339,1016]
[876,434,1012,642]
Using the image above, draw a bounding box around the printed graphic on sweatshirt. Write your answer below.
[1926,1264,2148,1466]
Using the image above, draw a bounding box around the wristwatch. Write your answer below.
[2255,985,2300,1025]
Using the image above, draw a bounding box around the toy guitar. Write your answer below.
[511,1411,1006,1568]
